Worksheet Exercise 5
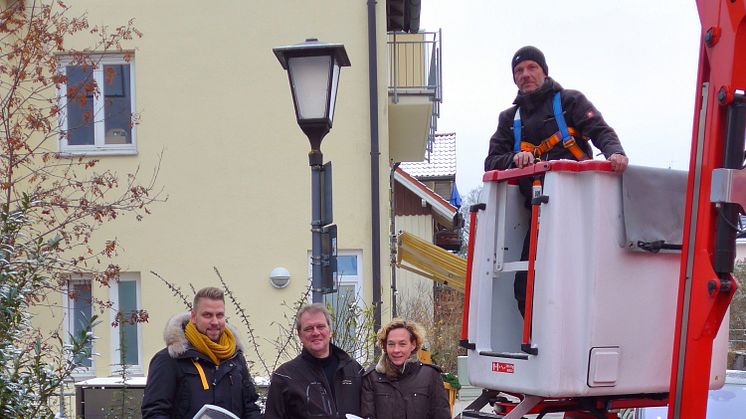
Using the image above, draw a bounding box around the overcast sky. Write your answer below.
[419,0,701,195]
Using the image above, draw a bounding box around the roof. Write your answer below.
[394,167,458,222]
[399,132,456,178]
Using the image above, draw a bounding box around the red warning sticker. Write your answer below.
[492,362,514,374]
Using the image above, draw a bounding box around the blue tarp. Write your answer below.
[449,183,462,209]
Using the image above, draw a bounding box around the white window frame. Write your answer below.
[57,53,137,156]
[306,250,364,308]
[332,250,364,309]
[328,251,365,360]
[63,275,96,378]
[308,250,365,343]
[109,272,143,376]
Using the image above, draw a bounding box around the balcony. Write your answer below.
[387,30,442,163]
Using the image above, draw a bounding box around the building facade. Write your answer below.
[22,0,443,385]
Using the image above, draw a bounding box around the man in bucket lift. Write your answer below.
[484,46,629,316]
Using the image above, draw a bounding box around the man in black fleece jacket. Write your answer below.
[485,46,628,316]
[485,45,627,172]
[264,303,362,419]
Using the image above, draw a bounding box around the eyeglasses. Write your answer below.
[302,324,329,334]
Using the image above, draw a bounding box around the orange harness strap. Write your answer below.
[520,127,589,161]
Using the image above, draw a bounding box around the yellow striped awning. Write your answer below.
[396,231,466,292]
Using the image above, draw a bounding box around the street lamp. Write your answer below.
[273,39,351,303]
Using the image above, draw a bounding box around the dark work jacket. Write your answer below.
[484,77,625,171]
[360,358,450,419]
[140,313,262,419]
[264,344,363,419]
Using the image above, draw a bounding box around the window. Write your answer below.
[316,253,363,311]
[318,251,365,357]
[64,277,94,375]
[110,272,142,374]
[337,254,360,277]
[58,54,136,155]
[307,251,365,319]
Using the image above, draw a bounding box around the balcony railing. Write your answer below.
[387,29,442,102]
[387,30,442,161]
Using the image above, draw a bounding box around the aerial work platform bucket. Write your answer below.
[463,161,728,401]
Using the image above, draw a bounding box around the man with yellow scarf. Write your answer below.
[142,287,263,419]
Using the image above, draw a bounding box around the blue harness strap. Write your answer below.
[514,91,576,154]
[512,109,522,152]
[552,92,572,143]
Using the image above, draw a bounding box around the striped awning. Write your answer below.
[396,231,466,292]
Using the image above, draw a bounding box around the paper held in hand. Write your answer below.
[192,404,240,419]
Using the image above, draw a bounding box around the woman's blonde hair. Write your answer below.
[377,318,425,353]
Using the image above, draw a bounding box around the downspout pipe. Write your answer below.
[390,162,401,317]
[367,0,382,335]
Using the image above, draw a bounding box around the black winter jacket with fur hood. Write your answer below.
[140,312,262,419]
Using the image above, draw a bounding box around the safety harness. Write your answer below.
[513,92,589,161]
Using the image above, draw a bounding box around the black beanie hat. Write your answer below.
[511,46,548,76]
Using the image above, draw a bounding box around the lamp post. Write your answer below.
[273,39,351,303]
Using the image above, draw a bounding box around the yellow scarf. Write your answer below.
[184,320,237,365]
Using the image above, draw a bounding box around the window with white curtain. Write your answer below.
[58,54,137,155]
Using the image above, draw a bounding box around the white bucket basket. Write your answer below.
[466,163,728,398]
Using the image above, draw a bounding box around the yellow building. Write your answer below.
[25,0,443,391]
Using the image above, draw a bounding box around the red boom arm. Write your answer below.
[669,1,746,417]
